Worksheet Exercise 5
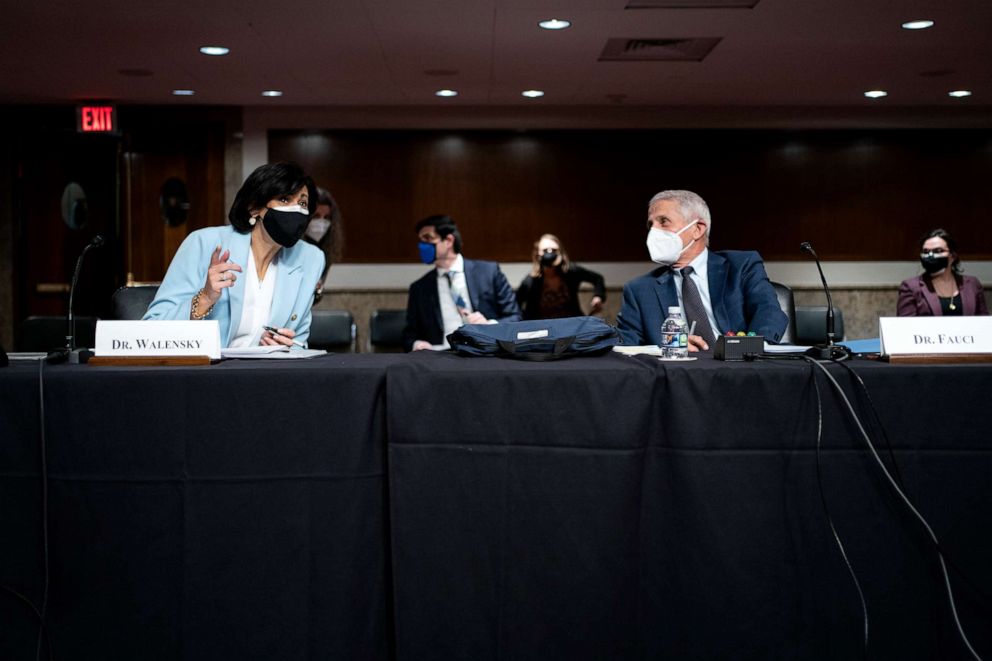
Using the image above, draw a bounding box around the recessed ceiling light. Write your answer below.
[435,89,458,97]
[538,19,571,30]
[864,90,888,99]
[901,20,934,30]
[199,46,230,56]
[172,89,195,96]
[948,90,972,98]
[261,90,283,97]
[521,90,545,98]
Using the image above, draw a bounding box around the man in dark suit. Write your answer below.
[617,190,787,348]
[403,215,521,351]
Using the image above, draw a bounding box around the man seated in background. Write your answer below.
[617,189,787,349]
[403,214,521,351]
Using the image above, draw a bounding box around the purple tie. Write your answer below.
[681,266,716,344]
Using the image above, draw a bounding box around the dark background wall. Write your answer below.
[0,106,237,350]
[270,128,992,264]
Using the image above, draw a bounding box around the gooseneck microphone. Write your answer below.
[48,235,104,363]
[800,241,849,361]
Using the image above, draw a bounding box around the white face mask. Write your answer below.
[646,220,698,265]
[305,217,331,242]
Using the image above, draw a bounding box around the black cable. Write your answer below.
[806,360,870,659]
[0,361,54,661]
[834,361,905,489]
[37,358,52,661]
[806,358,984,661]
[837,361,990,607]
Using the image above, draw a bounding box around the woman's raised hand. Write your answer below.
[204,246,242,304]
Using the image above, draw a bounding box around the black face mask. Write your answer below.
[920,254,950,275]
[262,206,310,248]
[539,250,559,267]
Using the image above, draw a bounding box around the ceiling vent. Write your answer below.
[626,0,759,7]
[599,37,721,62]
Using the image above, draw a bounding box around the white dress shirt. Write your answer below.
[229,250,279,348]
[435,254,474,349]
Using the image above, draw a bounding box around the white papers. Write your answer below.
[221,346,327,359]
[612,345,665,356]
[762,342,812,354]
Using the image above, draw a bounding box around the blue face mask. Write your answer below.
[418,241,436,265]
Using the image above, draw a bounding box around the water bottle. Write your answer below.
[660,306,688,358]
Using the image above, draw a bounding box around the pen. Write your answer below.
[688,320,697,337]
[263,325,304,347]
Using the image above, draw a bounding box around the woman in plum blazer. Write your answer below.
[897,228,988,317]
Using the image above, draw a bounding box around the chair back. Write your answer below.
[112,284,159,320]
[368,309,406,352]
[19,316,99,352]
[794,306,845,345]
[769,281,796,344]
[308,310,356,352]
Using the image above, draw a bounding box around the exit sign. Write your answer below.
[76,105,118,134]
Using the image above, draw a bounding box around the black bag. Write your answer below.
[446,316,619,360]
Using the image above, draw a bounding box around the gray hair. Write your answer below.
[648,190,711,239]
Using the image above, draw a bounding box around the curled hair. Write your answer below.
[648,190,712,240]
[228,162,317,233]
[415,214,462,253]
[530,233,571,278]
[919,228,963,274]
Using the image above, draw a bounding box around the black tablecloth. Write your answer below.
[2,353,990,660]
[386,352,992,661]
[1,355,394,661]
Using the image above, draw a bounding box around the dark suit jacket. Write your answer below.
[403,258,522,351]
[897,273,989,316]
[617,250,788,345]
[516,264,607,320]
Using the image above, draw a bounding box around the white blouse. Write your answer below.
[228,250,279,348]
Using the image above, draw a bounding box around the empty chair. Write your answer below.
[308,309,357,352]
[769,281,796,344]
[368,309,406,353]
[111,284,159,320]
[19,316,99,352]
[794,306,845,345]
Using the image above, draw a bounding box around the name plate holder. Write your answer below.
[89,320,221,366]
[879,316,992,364]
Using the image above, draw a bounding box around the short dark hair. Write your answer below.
[228,162,317,233]
[920,228,963,274]
[416,214,462,253]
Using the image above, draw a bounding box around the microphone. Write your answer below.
[48,235,104,364]
[800,241,849,361]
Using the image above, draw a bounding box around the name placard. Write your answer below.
[95,320,222,360]
[879,316,992,356]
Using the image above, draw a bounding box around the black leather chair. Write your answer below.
[308,309,357,352]
[111,284,159,320]
[769,281,796,344]
[794,306,845,345]
[19,316,99,352]
[368,309,406,353]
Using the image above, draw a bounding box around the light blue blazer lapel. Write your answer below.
[708,251,729,333]
[268,249,304,328]
[225,230,251,346]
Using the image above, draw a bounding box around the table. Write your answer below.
[1,356,395,661]
[2,353,990,660]
[386,352,992,660]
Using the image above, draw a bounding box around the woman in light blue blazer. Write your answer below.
[143,162,326,348]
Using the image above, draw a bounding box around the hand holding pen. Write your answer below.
[262,325,304,347]
[685,319,710,352]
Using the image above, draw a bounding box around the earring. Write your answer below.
[249,216,258,226]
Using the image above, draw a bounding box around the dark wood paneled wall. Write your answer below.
[269,129,992,263]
